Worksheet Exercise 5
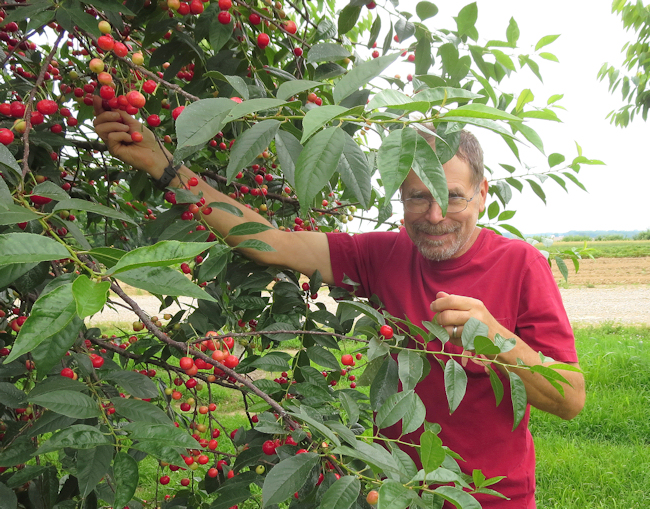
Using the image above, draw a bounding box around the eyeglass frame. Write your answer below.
[400,189,480,214]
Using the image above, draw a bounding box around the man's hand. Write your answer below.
[92,96,169,177]
[430,291,503,347]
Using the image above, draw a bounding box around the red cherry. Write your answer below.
[372,50,379,58]
[190,0,204,14]
[218,0,232,9]
[172,106,185,120]
[180,478,190,486]
[97,35,115,51]
[113,42,128,57]
[10,101,25,117]
[188,176,199,187]
[257,33,270,49]
[379,324,394,339]
[217,10,231,24]
[341,354,354,366]
[99,85,115,100]
[249,13,261,25]
[160,475,170,485]
[30,195,52,205]
[147,114,161,127]
[223,355,239,368]
[36,99,58,115]
[131,131,143,142]
[283,20,297,34]
[178,2,190,15]
[0,128,14,145]
[180,356,194,370]
[407,54,415,62]
[143,80,157,94]
[91,354,104,368]
[262,440,277,455]
[293,47,303,57]
[61,368,75,379]
[126,90,146,108]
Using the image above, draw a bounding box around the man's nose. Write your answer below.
[424,200,445,223]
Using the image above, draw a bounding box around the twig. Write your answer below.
[190,329,369,345]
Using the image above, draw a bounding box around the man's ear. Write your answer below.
[477,178,488,214]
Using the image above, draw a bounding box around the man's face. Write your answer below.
[402,155,487,261]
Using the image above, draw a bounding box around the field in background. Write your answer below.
[540,239,650,258]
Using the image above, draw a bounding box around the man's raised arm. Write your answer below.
[93,97,334,284]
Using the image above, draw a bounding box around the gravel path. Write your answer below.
[89,285,650,328]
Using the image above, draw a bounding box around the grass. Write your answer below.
[539,240,650,258]
[531,324,650,507]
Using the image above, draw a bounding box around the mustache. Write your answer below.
[411,223,460,235]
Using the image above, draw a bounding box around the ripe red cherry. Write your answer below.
[0,128,14,145]
[341,354,354,366]
[218,0,232,9]
[372,50,379,58]
[293,47,303,57]
[379,324,394,339]
[180,478,190,487]
[159,475,170,485]
[249,13,261,24]
[99,85,115,100]
[217,10,231,24]
[283,20,297,34]
[10,101,25,117]
[61,368,75,379]
[91,354,104,368]
[180,357,194,370]
[187,176,199,187]
[207,467,218,478]
[143,80,157,94]
[366,490,379,505]
[113,42,128,57]
[131,131,143,142]
[147,114,161,127]
[262,440,277,455]
[172,106,185,120]
[30,195,52,205]
[36,99,58,115]
[407,54,415,62]
[97,35,115,51]
[190,0,204,14]
[126,90,146,108]
[178,2,190,15]
[257,33,270,49]
[223,355,239,368]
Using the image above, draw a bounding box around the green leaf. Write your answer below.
[274,130,302,187]
[72,275,110,318]
[236,239,275,251]
[306,345,340,370]
[0,204,41,225]
[319,475,360,509]
[398,349,424,392]
[414,37,433,75]
[198,244,230,283]
[377,479,418,509]
[226,120,282,183]
[510,371,527,430]
[224,98,289,123]
[0,382,26,408]
[454,2,478,41]
[473,336,500,356]
[0,437,36,467]
[290,408,340,446]
[0,144,22,178]
[370,356,398,412]
[517,123,545,154]
[36,425,112,454]
[412,136,448,214]
[54,198,137,224]
[402,392,426,434]
[333,52,401,104]
[295,127,347,210]
[27,411,76,439]
[337,131,372,208]
[226,221,273,237]
[111,398,170,424]
[368,14,381,48]
[506,17,520,46]
[32,181,70,201]
[340,300,385,324]
[249,352,291,372]
[115,265,217,302]
[209,15,234,51]
[375,390,414,429]
[205,71,250,100]
[395,18,415,42]
[175,98,234,149]
[377,128,417,201]
[262,452,320,506]
[113,452,138,509]
[28,390,100,419]
[5,465,49,489]
[0,233,70,266]
[277,80,325,101]
[6,283,78,363]
[100,372,156,401]
[210,202,244,217]
[77,445,113,498]
[444,359,467,414]
[307,44,351,64]
[124,422,200,449]
[338,4,362,35]
[367,89,415,110]
[419,430,445,473]
[107,240,216,275]
[413,87,483,106]
[31,313,83,378]
[535,34,560,51]
[300,105,349,144]
[416,1,438,20]
[460,317,489,351]
[89,247,125,268]
[441,103,522,122]
[339,391,359,425]
[0,480,18,509]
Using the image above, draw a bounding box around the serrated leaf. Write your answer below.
[419,430,445,474]
[416,1,438,20]
[0,382,27,408]
[115,265,217,302]
[442,103,522,122]
[226,221,273,237]
[54,198,137,224]
[198,244,230,283]
[377,479,417,509]
[176,98,235,149]
[277,80,325,101]
[300,105,349,144]
[333,52,401,104]
[444,359,467,414]
[412,135,448,214]
[535,34,560,51]
[107,240,217,275]
[0,204,41,225]
[226,120,282,183]
[102,370,159,399]
[262,452,319,506]
[206,71,249,100]
[6,283,78,362]
[123,422,199,449]
[307,44,351,64]
[77,445,112,498]
[113,452,138,509]
[0,233,70,266]
[36,425,111,454]
[337,131,372,208]
[509,371,527,430]
[224,98,289,123]
[460,317,489,351]
[397,349,424,392]
[210,201,244,217]
[31,181,71,201]
[339,391,359,425]
[0,144,21,178]
[306,345,340,370]
[377,128,417,201]
[28,390,100,419]
[370,356,398,411]
[375,390,414,429]
[72,275,110,318]
[236,239,275,251]
[402,392,426,434]
[111,398,170,424]
[319,475,360,509]
[338,4,362,35]
[274,130,302,187]
[395,18,415,42]
[295,127,347,210]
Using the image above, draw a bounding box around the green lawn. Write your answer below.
[531,324,650,508]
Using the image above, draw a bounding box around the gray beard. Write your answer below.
[410,223,464,261]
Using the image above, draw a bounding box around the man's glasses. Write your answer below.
[401,190,479,214]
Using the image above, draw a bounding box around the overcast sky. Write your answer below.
[364,0,650,235]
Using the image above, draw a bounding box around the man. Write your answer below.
[94,99,585,507]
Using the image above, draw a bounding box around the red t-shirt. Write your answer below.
[327,228,577,509]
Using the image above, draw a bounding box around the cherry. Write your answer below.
[257,33,270,49]
[366,490,379,505]
[131,131,143,142]
[160,475,170,485]
[218,11,231,24]
[0,128,14,145]
[97,35,114,51]
[126,90,145,108]
[379,324,394,339]
[307,92,317,102]
[143,80,157,94]
[180,478,190,486]
[341,354,354,366]
[91,354,104,368]
[61,368,75,379]
[113,42,128,57]
[372,50,379,58]
[36,99,58,115]
[218,0,232,8]
[249,13,261,24]
[262,440,277,455]
[207,468,218,478]
[283,20,297,34]
[172,106,185,120]
[190,0,204,14]
[147,114,161,127]
[293,47,303,57]
[408,54,415,62]
[180,356,194,370]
